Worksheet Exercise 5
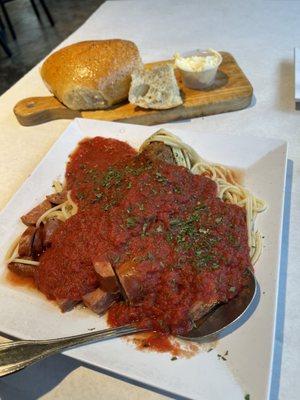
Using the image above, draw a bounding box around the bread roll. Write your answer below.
[41,40,143,110]
[128,64,183,110]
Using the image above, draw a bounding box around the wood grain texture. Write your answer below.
[14,52,253,127]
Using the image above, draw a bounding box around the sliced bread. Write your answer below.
[128,64,183,110]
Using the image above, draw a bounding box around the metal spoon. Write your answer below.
[0,270,258,377]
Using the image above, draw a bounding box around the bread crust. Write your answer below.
[41,40,143,110]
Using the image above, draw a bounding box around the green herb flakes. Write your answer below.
[142,222,148,235]
[155,172,168,184]
[76,192,86,200]
[126,217,137,228]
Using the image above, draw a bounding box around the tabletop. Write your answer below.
[0,0,299,399]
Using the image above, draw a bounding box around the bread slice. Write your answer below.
[128,64,183,110]
[40,40,143,111]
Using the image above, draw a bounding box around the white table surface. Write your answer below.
[0,1,299,399]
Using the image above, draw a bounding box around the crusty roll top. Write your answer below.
[41,39,143,110]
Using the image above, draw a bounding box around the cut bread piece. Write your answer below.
[129,64,183,110]
[41,40,143,111]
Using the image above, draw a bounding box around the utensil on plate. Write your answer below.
[0,270,258,377]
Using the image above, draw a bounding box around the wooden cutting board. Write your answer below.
[14,52,253,127]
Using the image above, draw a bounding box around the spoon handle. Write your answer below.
[0,325,144,377]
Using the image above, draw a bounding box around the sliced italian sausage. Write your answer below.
[115,261,144,304]
[46,191,67,205]
[8,261,37,277]
[21,199,52,226]
[32,226,44,258]
[82,288,120,315]
[93,260,119,293]
[43,219,62,248]
[57,299,80,313]
[140,142,175,165]
[18,226,37,257]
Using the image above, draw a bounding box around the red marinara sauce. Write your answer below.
[36,137,251,339]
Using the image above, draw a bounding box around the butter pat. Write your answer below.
[174,49,222,89]
[174,49,222,72]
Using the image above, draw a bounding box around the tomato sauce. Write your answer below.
[35,137,251,338]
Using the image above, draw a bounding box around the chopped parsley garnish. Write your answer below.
[102,200,117,211]
[76,192,86,200]
[171,356,177,361]
[215,216,223,224]
[174,186,182,194]
[170,218,181,226]
[126,216,137,228]
[228,234,236,244]
[198,228,209,234]
[102,167,122,188]
[195,203,207,211]
[142,222,148,235]
[146,252,154,260]
[155,172,168,184]
[112,255,120,264]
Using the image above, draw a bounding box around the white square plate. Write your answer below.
[0,119,287,400]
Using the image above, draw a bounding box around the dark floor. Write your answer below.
[0,0,104,95]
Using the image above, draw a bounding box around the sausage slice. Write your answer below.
[32,226,44,258]
[140,142,175,165]
[18,226,37,257]
[115,261,144,304]
[8,261,37,277]
[43,219,62,248]
[46,191,67,205]
[83,288,120,315]
[21,200,52,226]
[93,261,119,293]
[57,299,80,313]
